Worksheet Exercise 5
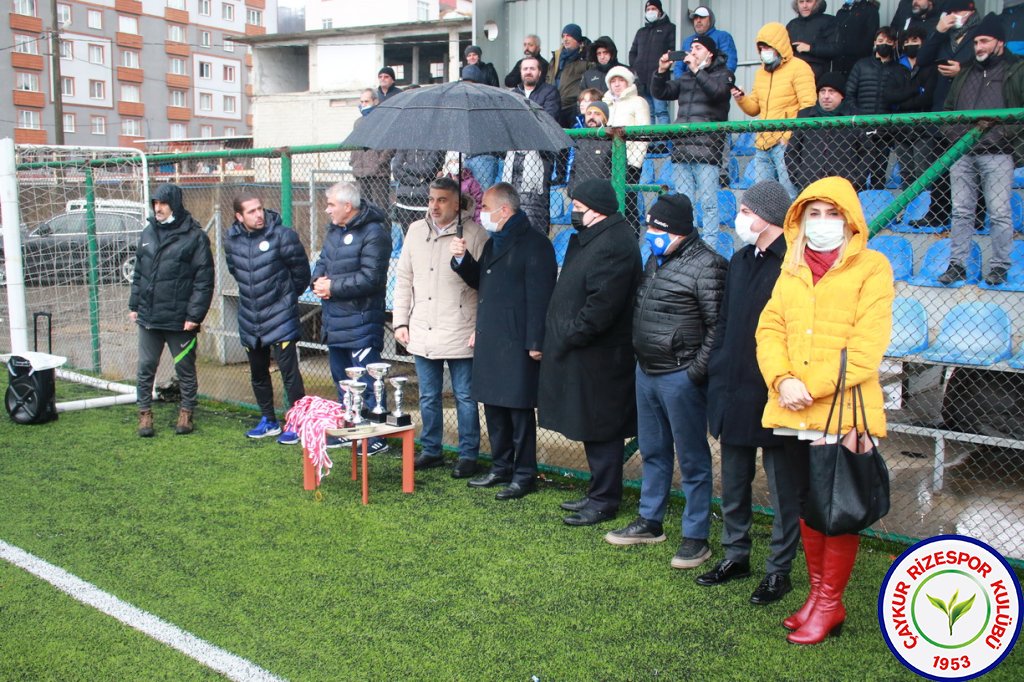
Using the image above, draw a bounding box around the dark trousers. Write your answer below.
[483,404,537,487]
[246,339,305,420]
[625,165,643,237]
[719,442,807,575]
[583,439,624,514]
[328,345,383,446]
[136,327,198,411]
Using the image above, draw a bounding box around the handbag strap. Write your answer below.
[820,348,848,437]
[852,384,875,442]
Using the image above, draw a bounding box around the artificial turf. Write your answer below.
[0,388,1021,680]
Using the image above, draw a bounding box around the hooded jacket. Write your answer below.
[676,7,739,75]
[129,183,214,331]
[628,12,677,96]
[603,65,651,168]
[736,23,818,150]
[311,202,392,349]
[786,0,836,79]
[224,208,310,348]
[651,52,734,165]
[581,36,623,93]
[755,176,894,436]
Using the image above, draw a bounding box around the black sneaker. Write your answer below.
[367,440,389,456]
[604,517,666,546]
[938,261,967,285]
[985,266,1009,286]
[670,538,712,569]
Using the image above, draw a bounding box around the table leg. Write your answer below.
[303,446,317,490]
[351,440,358,480]
[362,438,370,505]
[402,430,414,494]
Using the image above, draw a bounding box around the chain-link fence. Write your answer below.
[3,108,1024,563]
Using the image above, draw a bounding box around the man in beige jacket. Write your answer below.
[394,176,488,478]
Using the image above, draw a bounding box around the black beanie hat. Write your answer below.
[975,13,1007,42]
[817,71,847,97]
[465,45,482,58]
[647,194,694,236]
[379,67,396,79]
[645,0,664,12]
[691,35,719,57]
[571,179,620,216]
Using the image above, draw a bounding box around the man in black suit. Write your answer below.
[450,183,557,500]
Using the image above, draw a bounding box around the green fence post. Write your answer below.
[280,149,293,227]
[84,166,101,373]
[611,132,628,214]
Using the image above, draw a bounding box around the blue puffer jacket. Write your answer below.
[224,209,310,348]
[311,202,392,349]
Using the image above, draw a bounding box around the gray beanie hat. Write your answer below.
[742,180,791,227]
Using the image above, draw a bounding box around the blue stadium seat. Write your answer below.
[978,241,1024,292]
[890,191,947,233]
[920,302,1013,366]
[640,157,656,184]
[979,191,1024,234]
[1014,166,1024,189]
[712,231,734,260]
[727,157,740,186]
[858,190,895,226]
[885,161,903,190]
[391,223,404,259]
[694,190,739,228]
[868,234,913,281]
[550,186,571,225]
[731,160,756,190]
[732,132,756,156]
[552,229,573,267]
[656,160,676,188]
[385,257,399,310]
[908,239,982,288]
[886,297,929,357]
[1008,344,1024,370]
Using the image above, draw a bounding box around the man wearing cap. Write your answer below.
[604,193,726,570]
[567,102,612,195]
[651,34,734,244]
[676,6,738,77]
[462,45,499,87]
[785,73,866,192]
[505,34,550,88]
[700,181,800,606]
[377,67,402,102]
[538,179,642,526]
[548,23,594,127]
[629,1,677,125]
[939,12,1024,286]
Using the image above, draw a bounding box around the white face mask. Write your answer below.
[953,14,965,29]
[645,10,659,22]
[734,212,760,246]
[760,49,777,65]
[480,209,501,233]
[804,218,846,251]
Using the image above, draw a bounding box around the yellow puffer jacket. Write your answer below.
[736,22,817,150]
[756,176,895,436]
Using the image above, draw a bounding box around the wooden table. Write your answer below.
[303,422,416,504]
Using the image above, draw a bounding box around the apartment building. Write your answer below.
[4,0,278,147]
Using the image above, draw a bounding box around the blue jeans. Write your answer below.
[413,356,480,461]
[465,155,499,190]
[674,162,720,242]
[643,94,670,125]
[754,145,798,200]
[328,345,383,446]
[950,154,1014,268]
[635,365,713,540]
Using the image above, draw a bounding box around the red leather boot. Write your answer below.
[787,533,860,645]
[783,519,826,631]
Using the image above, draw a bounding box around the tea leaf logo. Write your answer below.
[927,589,977,636]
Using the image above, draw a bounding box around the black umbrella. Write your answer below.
[342,81,573,235]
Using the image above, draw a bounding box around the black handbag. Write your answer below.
[805,349,890,536]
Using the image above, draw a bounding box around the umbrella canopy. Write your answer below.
[341,81,572,155]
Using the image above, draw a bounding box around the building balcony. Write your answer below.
[118,135,144,149]
[164,8,188,23]
[9,13,43,33]
[11,52,44,71]
[14,128,47,144]
[244,84,253,97]
[118,101,145,117]
[116,32,143,49]
[114,0,142,15]
[167,106,192,121]
[244,24,265,36]
[246,114,252,127]
[117,66,144,83]
[245,53,252,67]
[165,41,191,57]
[13,90,45,108]
[246,0,265,8]
[166,73,191,89]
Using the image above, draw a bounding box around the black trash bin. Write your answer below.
[5,353,60,424]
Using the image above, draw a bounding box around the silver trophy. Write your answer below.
[386,376,412,427]
[365,362,391,423]
[344,367,367,419]
[346,381,368,426]
[339,379,355,424]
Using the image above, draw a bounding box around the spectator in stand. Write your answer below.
[629,1,677,125]
[818,0,881,78]
[462,45,499,87]
[548,24,594,127]
[506,56,560,234]
[604,66,651,235]
[505,34,550,88]
[733,23,817,199]
[581,36,623,94]
[440,152,483,223]
[938,13,1024,287]
[459,66,500,191]
[891,0,943,41]
[1002,0,1024,56]
[651,35,734,244]
[573,88,604,128]
[568,102,612,195]
[788,0,837,80]
[786,73,866,192]
[893,26,939,191]
[677,6,738,76]
[351,89,394,212]
[377,67,402,102]
[844,27,911,189]
[392,149,444,234]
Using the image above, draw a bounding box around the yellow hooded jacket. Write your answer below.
[755,176,895,436]
[737,22,818,150]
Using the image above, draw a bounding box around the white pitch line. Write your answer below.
[0,540,285,682]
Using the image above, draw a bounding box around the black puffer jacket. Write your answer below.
[628,13,676,97]
[632,234,727,382]
[581,36,622,93]
[129,183,214,330]
[393,149,444,208]
[786,0,835,79]
[224,209,310,348]
[785,99,866,191]
[650,53,733,166]
[845,55,911,114]
[817,0,880,76]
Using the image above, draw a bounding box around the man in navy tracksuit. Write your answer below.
[312,181,393,452]
[224,193,310,443]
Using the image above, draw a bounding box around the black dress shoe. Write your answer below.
[562,506,616,526]
[451,459,478,479]
[414,453,445,470]
[696,559,752,586]
[495,481,535,500]
[468,471,512,488]
[750,572,793,605]
[559,497,590,512]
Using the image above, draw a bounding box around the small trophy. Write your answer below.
[365,362,391,423]
[344,367,367,418]
[386,376,412,427]
[347,381,368,426]
[339,379,354,424]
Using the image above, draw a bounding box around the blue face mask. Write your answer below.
[359,105,374,116]
[644,230,675,257]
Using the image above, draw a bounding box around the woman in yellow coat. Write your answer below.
[755,176,894,645]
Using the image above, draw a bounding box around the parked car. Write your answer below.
[20,209,145,284]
